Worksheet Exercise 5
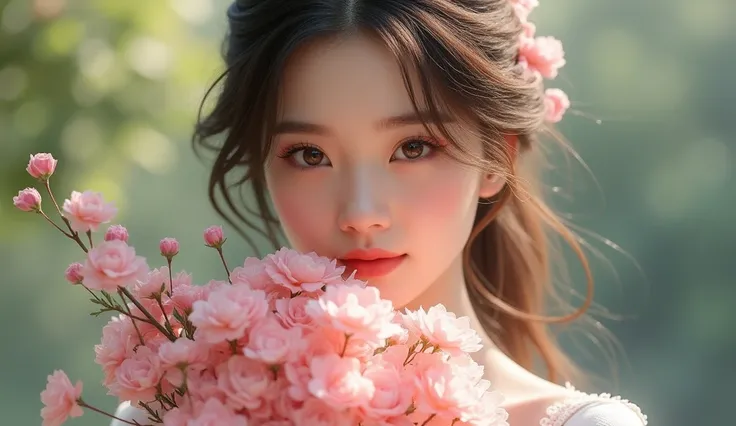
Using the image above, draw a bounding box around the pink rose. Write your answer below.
[64,262,84,284]
[230,256,274,289]
[134,266,170,299]
[306,284,402,344]
[158,338,208,387]
[292,398,356,426]
[243,317,304,364]
[519,36,566,79]
[40,370,83,426]
[62,190,117,232]
[103,224,129,242]
[162,407,192,426]
[13,187,42,212]
[360,360,414,419]
[203,225,225,248]
[187,369,226,405]
[216,355,272,411]
[188,398,248,426]
[94,315,138,385]
[166,272,205,315]
[275,296,315,328]
[308,353,375,409]
[189,284,268,344]
[81,240,149,292]
[27,153,58,180]
[160,237,180,258]
[402,305,482,356]
[544,88,570,123]
[265,248,345,293]
[109,346,163,403]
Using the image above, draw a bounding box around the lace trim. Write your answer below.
[539,382,648,426]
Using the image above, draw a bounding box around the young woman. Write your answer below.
[114,0,648,424]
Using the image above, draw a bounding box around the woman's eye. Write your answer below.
[280,145,331,168]
[392,139,436,161]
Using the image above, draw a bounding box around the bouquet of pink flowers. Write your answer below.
[15,153,509,426]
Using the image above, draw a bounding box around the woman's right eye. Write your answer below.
[278,145,331,168]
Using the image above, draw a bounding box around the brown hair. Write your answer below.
[194,0,599,383]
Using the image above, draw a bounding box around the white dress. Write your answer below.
[110,384,648,426]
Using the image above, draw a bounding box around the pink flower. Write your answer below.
[190,284,268,344]
[187,369,227,404]
[95,315,138,385]
[13,187,42,212]
[230,257,274,290]
[162,407,193,426]
[62,190,117,233]
[27,153,58,180]
[64,262,84,284]
[104,224,129,242]
[266,248,345,293]
[519,36,566,79]
[402,305,482,356]
[243,317,304,364]
[188,398,248,426]
[160,237,180,258]
[203,225,225,248]
[40,370,83,426]
[216,355,272,411]
[109,346,163,404]
[544,88,570,123]
[510,0,539,20]
[306,284,402,344]
[158,338,208,387]
[80,240,149,292]
[360,359,414,419]
[308,353,375,409]
[292,398,356,426]
[274,296,314,328]
[134,266,170,299]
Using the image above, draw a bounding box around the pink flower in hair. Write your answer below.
[519,36,566,79]
[62,190,117,233]
[40,370,83,426]
[544,88,570,123]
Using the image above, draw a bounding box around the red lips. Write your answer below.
[339,248,406,278]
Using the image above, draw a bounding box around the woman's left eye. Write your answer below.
[391,138,438,161]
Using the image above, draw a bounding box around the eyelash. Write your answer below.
[276,137,445,168]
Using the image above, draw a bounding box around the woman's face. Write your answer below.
[264,33,504,308]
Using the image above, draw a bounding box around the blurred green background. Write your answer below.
[1,0,733,425]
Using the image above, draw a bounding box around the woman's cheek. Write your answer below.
[269,172,334,251]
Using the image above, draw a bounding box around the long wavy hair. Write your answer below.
[193,0,603,383]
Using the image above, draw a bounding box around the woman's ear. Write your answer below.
[478,135,518,199]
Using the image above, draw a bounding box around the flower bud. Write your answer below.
[26,153,58,180]
[64,262,84,285]
[203,226,225,248]
[104,225,129,242]
[13,188,42,212]
[160,237,180,258]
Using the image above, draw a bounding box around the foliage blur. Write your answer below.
[1,0,733,425]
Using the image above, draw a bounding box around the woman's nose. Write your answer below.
[337,167,391,235]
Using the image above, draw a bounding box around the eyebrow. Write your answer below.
[272,111,454,136]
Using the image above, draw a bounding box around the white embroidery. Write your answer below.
[539,383,648,426]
